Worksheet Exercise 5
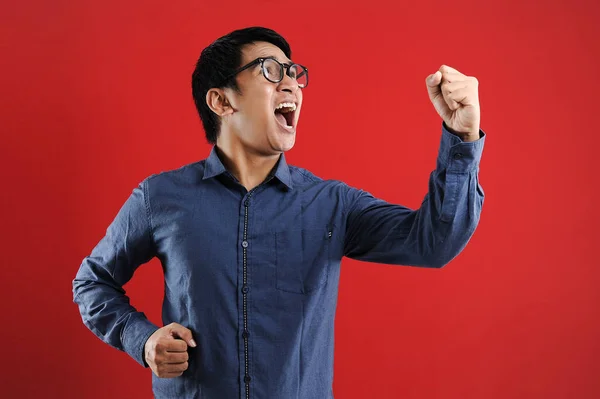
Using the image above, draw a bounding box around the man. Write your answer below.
[73,26,486,399]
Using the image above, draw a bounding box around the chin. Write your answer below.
[280,143,295,152]
[271,141,294,153]
[279,134,296,152]
[267,130,296,153]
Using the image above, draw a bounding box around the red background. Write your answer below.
[2,0,599,398]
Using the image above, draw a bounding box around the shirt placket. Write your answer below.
[238,178,273,399]
[241,190,252,399]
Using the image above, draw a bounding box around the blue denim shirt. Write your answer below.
[73,123,485,399]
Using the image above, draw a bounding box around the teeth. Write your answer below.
[275,102,297,112]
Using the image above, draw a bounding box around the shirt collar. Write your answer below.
[202,146,293,190]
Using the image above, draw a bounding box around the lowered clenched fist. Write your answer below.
[144,322,197,378]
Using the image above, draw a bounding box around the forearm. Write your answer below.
[422,123,485,266]
[343,123,486,267]
[72,180,159,367]
[73,255,159,367]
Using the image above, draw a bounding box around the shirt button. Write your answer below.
[244,375,251,383]
[242,284,249,294]
[242,329,250,339]
[453,153,464,159]
[242,240,248,248]
[244,199,250,206]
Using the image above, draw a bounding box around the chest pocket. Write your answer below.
[275,225,334,294]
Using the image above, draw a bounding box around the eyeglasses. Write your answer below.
[220,57,309,88]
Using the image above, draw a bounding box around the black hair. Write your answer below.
[191,27,292,144]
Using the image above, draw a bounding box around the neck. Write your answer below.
[215,135,280,192]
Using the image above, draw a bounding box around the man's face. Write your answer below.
[221,41,303,155]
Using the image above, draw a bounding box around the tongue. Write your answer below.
[275,112,288,126]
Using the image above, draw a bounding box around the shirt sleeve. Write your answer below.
[72,179,159,367]
[343,122,486,268]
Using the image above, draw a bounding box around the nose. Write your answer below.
[278,70,299,94]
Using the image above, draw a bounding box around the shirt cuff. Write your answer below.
[121,313,160,368]
[437,121,486,173]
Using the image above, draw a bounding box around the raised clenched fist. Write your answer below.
[426,65,481,142]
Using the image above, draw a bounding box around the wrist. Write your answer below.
[458,131,480,142]
[444,122,480,142]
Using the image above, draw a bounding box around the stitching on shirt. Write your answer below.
[435,169,473,259]
[142,178,156,248]
[293,166,321,184]
[120,312,134,348]
[452,173,460,216]
[435,172,480,266]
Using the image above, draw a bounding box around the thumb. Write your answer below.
[169,323,197,347]
[426,71,442,96]
[425,70,451,120]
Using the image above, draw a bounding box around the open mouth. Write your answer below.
[274,102,296,129]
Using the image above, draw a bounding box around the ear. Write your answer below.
[206,88,235,117]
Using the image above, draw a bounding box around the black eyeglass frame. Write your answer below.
[219,57,309,88]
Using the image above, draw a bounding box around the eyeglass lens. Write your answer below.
[263,58,308,88]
